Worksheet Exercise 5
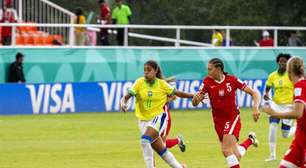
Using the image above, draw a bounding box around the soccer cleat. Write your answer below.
[178,134,186,152]
[248,132,259,147]
[265,155,276,162]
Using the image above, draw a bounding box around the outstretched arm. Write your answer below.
[192,92,205,106]
[263,102,304,119]
[120,94,132,112]
[243,86,260,122]
[174,90,194,98]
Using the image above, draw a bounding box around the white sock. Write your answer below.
[237,145,246,157]
[226,154,239,168]
[289,126,296,137]
[269,123,277,157]
[141,139,155,168]
[161,150,182,168]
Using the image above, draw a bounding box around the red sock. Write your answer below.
[239,138,253,150]
[230,165,240,168]
[166,138,179,148]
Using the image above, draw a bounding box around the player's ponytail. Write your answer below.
[209,58,224,72]
[287,56,305,77]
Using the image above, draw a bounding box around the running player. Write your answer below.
[120,60,192,168]
[263,56,306,168]
[264,53,296,161]
[192,58,261,168]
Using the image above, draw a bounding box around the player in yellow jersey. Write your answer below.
[264,53,296,161]
[120,60,193,168]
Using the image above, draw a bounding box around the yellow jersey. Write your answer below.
[212,32,223,46]
[128,77,175,120]
[74,15,86,33]
[266,71,294,104]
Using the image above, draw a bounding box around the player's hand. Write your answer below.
[120,97,128,112]
[252,108,260,122]
[192,92,203,106]
[263,94,270,101]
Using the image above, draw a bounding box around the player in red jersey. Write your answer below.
[263,56,306,168]
[192,58,261,168]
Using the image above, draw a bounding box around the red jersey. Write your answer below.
[0,8,18,37]
[259,38,274,47]
[293,79,306,147]
[100,4,111,23]
[200,74,246,123]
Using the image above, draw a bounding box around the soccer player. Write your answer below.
[263,56,306,168]
[264,53,296,161]
[192,58,261,168]
[120,60,193,168]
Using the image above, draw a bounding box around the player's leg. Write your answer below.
[266,117,280,161]
[281,119,296,138]
[138,121,155,168]
[235,132,259,160]
[222,134,241,168]
[142,112,184,168]
[164,107,186,152]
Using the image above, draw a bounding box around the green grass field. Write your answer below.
[0,109,293,168]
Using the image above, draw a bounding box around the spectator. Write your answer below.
[221,30,233,46]
[288,31,303,46]
[98,0,111,45]
[112,0,132,46]
[255,30,274,47]
[0,0,18,45]
[8,52,26,83]
[74,7,86,46]
[211,29,223,46]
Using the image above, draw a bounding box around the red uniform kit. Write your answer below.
[281,79,306,168]
[200,74,246,141]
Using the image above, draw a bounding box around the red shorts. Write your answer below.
[214,115,241,142]
[280,137,306,168]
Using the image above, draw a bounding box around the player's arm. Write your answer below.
[264,85,271,100]
[120,94,132,112]
[192,91,205,106]
[174,90,194,98]
[263,102,304,119]
[243,86,261,122]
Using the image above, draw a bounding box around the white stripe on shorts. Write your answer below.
[229,115,240,135]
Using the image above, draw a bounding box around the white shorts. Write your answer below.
[270,101,294,126]
[138,112,168,136]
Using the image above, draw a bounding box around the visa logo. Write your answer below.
[26,84,75,114]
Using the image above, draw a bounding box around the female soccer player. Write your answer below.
[264,53,296,161]
[192,58,261,168]
[263,56,306,168]
[120,60,192,168]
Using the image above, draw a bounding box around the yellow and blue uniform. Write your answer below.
[266,71,294,105]
[128,77,175,120]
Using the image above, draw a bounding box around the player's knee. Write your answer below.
[221,146,233,157]
[141,135,153,146]
[281,125,291,138]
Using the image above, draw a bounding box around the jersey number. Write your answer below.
[226,83,232,92]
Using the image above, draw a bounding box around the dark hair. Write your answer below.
[276,53,291,63]
[287,57,305,77]
[99,0,105,3]
[16,52,24,59]
[144,60,163,79]
[75,7,83,24]
[209,58,224,72]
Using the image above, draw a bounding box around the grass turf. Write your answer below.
[0,109,293,168]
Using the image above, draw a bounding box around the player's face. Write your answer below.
[144,64,157,81]
[207,63,220,79]
[278,57,288,71]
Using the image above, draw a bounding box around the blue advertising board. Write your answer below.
[0,79,267,115]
